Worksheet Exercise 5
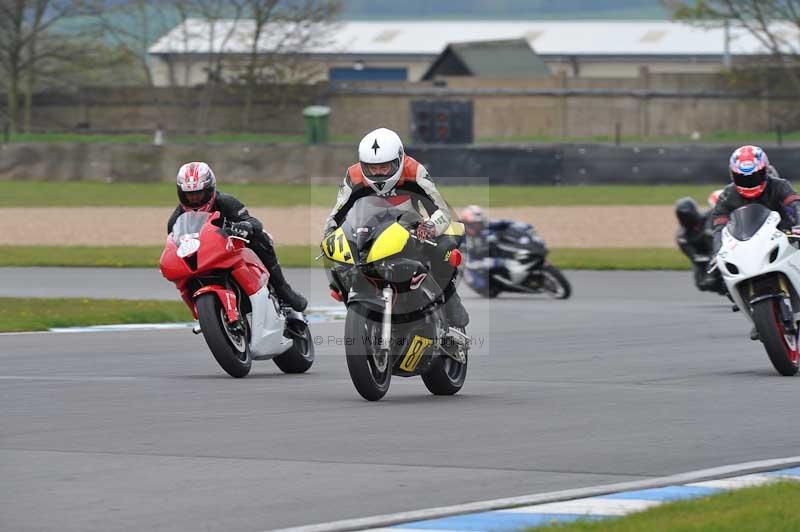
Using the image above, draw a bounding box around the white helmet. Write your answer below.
[177,161,216,211]
[358,127,404,196]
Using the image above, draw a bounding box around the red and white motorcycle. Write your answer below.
[715,204,800,376]
[160,211,314,378]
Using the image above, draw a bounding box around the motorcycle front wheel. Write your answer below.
[752,299,800,376]
[196,293,252,378]
[540,264,572,300]
[344,304,391,401]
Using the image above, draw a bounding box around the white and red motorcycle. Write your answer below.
[715,204,800,376]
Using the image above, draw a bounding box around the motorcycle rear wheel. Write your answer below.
[196,293,252,378]
[345,304,391,401]
[273,325,315,374]
[422,327,468,396]
[752,299,800,376]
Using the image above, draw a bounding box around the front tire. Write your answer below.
[196,293,251,378]
[273,325,315,374]
[541,264,571,300]
[422,327,468,395]
[752,299,800,376]
[345,304,391,401]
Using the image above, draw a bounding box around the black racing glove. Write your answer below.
[323,221,338,238]
[230,221,253,238]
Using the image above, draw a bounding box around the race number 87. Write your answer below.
[326,233,345,257]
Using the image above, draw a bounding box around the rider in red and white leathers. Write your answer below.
[323,128,468,327]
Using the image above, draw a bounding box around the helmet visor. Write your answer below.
[178,186,214,209]
[361,159,400,183]
[732,167,766,189]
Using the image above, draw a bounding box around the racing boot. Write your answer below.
[274,283,308,312]
[445,291,469,328]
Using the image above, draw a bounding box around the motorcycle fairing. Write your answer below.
[443,221,465,237]
[322,227,355,265]
[718,207,800,324]
[366,222,410,263]
[248,285,292,358]
[193,285,239,323]
[232,248,270,296]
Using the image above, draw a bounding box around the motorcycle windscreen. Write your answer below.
[726,204,772,241]
[171,211,211,244]
[344,196,419,231]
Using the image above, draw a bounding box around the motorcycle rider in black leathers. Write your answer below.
[167,161,308,312]
[675,196,724,294]
[710,146,800,256]
[711,146,800,339]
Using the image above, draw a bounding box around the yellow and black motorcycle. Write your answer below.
[322,195,469,401]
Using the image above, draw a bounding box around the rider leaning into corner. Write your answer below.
[675,192,724,293]
[167,161,308,312]
[710,145,800,257]
[323,127,469,328]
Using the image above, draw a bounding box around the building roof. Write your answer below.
[422,39,550,79]
[149,20,793,57]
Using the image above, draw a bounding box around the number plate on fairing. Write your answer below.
[177,233,201,258]
[322,227,354,264]
[399,335,434,372]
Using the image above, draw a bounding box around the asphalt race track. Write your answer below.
[2,269,799,532]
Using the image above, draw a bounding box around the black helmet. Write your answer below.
[675,197,702,230]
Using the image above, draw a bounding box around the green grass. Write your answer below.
[2,181,336,207]
[528,480,800,531]
[0,245,319,268]
[0,297,191,332]
[3,181,718,207]
[549,248,689,270]
[0,245,690,270]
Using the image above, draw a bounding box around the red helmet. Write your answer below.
[729,145,769,199]
[177,162,216,211]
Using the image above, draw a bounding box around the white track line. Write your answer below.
[0,306,346,337]
[498,498,660,516]
[268,456,800,532]
[688,474,776,490]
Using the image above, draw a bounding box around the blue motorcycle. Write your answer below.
[463,222,571,300]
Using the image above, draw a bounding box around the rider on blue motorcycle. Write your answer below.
[460,205,543,259]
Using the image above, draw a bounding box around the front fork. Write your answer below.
[750,276,798,334]
[380,286,393,351]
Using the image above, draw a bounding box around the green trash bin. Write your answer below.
[303,105,330,144]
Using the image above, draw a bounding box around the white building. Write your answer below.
[148,20,784,86]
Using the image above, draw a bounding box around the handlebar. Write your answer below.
[409,234,438,247]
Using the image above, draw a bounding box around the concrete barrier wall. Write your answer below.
[5,73,796,139]
[0,142,355,183]
[5,141,800,185]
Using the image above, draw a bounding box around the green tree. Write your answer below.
[0,0,97,133]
